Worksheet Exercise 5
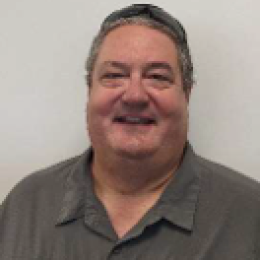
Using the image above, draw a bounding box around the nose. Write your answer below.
[121,74,149,109]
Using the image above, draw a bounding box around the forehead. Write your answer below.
[95,24,179,68]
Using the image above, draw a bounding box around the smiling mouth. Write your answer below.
[113,116,156,125]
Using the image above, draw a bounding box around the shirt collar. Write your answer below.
[154,143,201,231]
[56,150,93,225]
[56,143,201,232]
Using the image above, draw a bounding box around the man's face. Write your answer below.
[87,25,190,160]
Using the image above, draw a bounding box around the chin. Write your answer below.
[112,142,158,160]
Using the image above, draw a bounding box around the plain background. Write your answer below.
[0,0,259,202]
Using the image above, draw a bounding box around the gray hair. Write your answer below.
[85,17,195,92]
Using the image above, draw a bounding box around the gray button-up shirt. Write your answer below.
[1,144,260,259]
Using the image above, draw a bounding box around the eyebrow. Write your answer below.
[99,61,174,76]
[144,62,174,75]
[100,61,130,71]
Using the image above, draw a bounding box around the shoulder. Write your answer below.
[0,152,90,257]
[0,153,83,256]
[195,154,260,204]
[0,154,82,225]
[187,150,260,255]
[4,155,80,203]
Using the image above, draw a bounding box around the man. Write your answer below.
[1,4,260,259]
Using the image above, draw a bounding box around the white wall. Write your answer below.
[1,0,259,202]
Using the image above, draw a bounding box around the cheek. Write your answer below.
[151,90,188,119]
[88,89,116,118]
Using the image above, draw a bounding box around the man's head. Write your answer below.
[86,4,194,164]
[86,4,194,93]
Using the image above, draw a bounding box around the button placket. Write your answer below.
[107,244,125,260]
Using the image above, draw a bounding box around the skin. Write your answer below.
[86,24,191,237]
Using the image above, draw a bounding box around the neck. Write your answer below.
[91,151,183,238]
[92,151,182,195]
[90,149,184,238]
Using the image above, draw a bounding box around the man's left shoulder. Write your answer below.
[196,155,260,201]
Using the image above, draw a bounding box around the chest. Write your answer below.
[2,217,255,260]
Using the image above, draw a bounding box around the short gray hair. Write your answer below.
[85,17,195,92]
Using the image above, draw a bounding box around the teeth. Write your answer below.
[115,116,154,124]
[125,117,142,123]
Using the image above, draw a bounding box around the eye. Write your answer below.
[102,72,126,79]
[100,72,128,88]
[147,74,173,83]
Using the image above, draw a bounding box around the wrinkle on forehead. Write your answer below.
[96,24,179,66]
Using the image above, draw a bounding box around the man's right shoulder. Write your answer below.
[1,154,82,207]
[0,152,89,258]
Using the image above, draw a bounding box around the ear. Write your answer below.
[85,74,92,94]
[185,86,192,103]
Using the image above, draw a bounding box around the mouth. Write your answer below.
[113,115,156,125]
